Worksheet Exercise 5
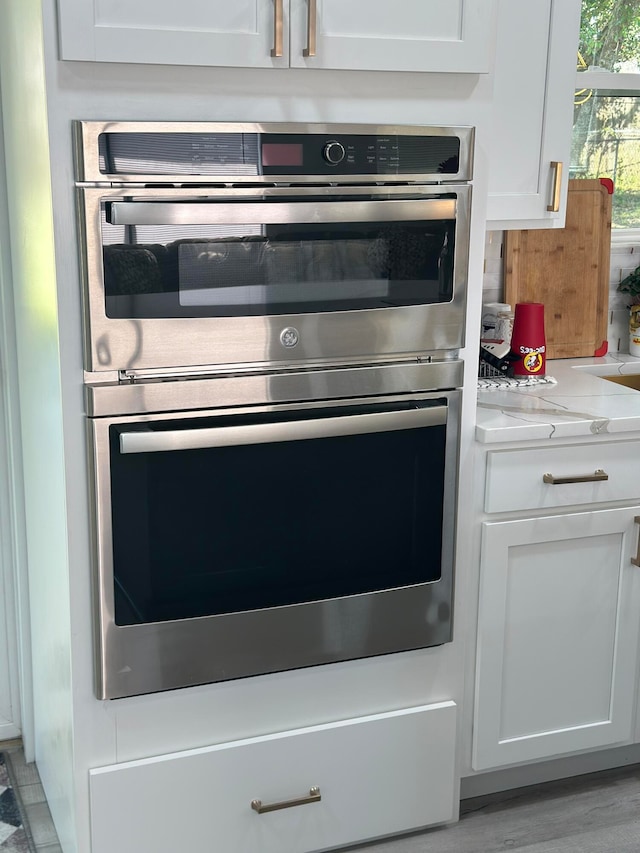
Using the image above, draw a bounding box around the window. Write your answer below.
[571,1,640,231]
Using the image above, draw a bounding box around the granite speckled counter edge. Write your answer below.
[476,355,640,443]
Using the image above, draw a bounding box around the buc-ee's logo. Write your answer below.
[519,344,545,374]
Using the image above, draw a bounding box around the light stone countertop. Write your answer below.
[476,354,640,443]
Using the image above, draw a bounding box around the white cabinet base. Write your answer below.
[90,702,457,853]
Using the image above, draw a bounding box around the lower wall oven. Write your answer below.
[87,360,461,699]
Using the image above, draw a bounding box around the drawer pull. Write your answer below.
[543,469,608,485]
[251,786,321,814]
[632,517,640,567]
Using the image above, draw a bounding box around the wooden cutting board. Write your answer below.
[504,179,612,358]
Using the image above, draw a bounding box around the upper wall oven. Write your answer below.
[75,122,473,376]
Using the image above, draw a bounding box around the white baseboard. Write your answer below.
[460,743,640,800]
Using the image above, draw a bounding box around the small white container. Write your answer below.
[495,307,514,346]
[482,302,511,339]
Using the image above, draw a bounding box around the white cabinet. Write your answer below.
[56,0,496,74]
[89,702,457,853]
[288,0,496,73]
[473,508,640,771]
[486,0,582,229]
[473,440,640,771]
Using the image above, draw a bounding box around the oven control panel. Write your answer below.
[87,123,471,181]
[259,133,460,176]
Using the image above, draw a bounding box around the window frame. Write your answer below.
[575,68,640,239]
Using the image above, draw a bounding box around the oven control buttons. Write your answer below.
[323,140,345,166]
[280,327,300,348]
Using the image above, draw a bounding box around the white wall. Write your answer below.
[0,1,75,847]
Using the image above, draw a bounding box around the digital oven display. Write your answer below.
[261,143,304,168]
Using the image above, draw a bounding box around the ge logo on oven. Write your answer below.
[280,327,300,348]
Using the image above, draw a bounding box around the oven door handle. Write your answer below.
[118,406,447,455]
[106,198,457,226]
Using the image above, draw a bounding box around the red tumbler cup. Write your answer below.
[510,302,546,376]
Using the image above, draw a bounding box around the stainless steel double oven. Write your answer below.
[75,121,473,699]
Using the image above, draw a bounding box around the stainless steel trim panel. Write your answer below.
[90,183,460,199]
[86,360,464,417]
[89,388,460,699]
[100,584,453,700]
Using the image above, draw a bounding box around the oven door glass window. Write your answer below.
[109,401,448,626]
[100,196,457,319]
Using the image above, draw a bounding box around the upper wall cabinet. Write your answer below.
[486,0,581,229]
[56,0,497,74]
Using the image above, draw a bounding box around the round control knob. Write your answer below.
[323,140,345,166]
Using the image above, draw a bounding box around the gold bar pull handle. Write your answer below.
[543,468,608,485]
[303,0,317,57]
[632,517,640,567]
[251,786,321,814]
[547,161,563,212]
[271,0,284,57]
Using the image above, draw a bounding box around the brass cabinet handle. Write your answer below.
[632,517,640,567]
[251,786,321,814]
[303,0,317,57]
[271,0,284,57]
[543,469,608,485]
[546,161,563,212]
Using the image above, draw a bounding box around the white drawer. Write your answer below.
[89,701,457,853]
[485,440,640,514]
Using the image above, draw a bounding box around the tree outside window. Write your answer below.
[572,0,640,228]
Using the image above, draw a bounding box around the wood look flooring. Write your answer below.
[345,764,640,852]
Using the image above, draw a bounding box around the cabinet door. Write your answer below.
[289,0,496,73]
[56,0,288,67]
[473,508,640,771]
[486,0,581,229]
